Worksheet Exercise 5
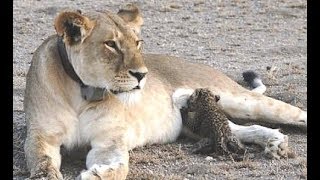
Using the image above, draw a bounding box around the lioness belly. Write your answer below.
[72,83,182,150]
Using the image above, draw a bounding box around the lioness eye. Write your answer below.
[104,40,116,49]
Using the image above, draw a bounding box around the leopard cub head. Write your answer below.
[187,88,220,111]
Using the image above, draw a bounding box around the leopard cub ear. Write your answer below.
[54,10,95,45]
[214,95,220,102]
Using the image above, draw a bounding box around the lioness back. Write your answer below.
[144,54,246,92]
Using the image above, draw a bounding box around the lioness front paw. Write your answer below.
[264,135,289,160]
[298,110,307,125]
[76,163,128,180]
[27,156,63,180]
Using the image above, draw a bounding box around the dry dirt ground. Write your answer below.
[13,0,307,179]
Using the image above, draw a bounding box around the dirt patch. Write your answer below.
[13,0,306,179]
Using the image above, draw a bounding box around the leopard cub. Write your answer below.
[181,88,245,156]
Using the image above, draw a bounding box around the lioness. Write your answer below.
[24,4,307,180]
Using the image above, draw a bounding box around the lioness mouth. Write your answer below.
[110,86,141,94]
[133,86,141,90]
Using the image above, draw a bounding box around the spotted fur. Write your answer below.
[181,88,245,156]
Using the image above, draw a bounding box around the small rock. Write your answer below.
[287,150,296,159]
[182,16,190,20]
[159,7,172,12]
[205,156,213,161]
[300,174,307,179]
[193,7,202,12]
[23,17,30,22]
[169,4,182,9]
[266,66,271,71]
[194,0,205,6]
[147,169,153,174]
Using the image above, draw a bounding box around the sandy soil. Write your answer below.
[13,0,307,179]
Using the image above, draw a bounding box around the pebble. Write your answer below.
[205,156,214,161]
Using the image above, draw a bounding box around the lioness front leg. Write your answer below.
[228,121,289,159]
[24,133,63,180]
[77,140,129,180]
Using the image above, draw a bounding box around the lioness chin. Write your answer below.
[24,4,307,180]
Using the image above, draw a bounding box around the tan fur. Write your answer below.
[117,3,144,34]
[24,4,307,180]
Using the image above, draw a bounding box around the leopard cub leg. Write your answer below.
[214,135,231,156]
[226,134,246,154]
[192,138,215,154]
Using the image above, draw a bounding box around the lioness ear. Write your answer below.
[117,4,143,34]
[54,11,94,45]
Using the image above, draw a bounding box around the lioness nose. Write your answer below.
[129,70,147,82]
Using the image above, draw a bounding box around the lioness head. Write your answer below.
[54,4,147,94]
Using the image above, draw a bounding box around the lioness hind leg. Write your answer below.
[24,134,63,180]
[77,145,129,180]
[228,121,289,159]
[218,91,307,127]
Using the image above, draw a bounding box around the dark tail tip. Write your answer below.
[242,70,261,88]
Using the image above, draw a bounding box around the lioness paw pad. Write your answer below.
[264,135,289,159]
